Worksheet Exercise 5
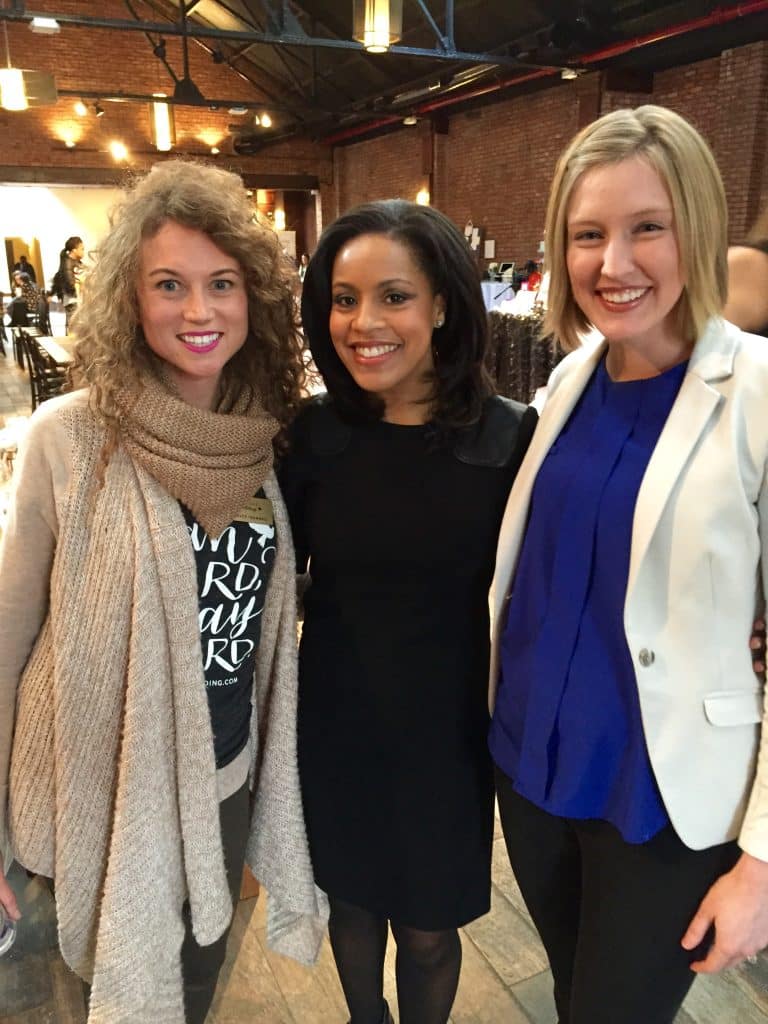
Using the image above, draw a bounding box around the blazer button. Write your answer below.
[638,648,655,667]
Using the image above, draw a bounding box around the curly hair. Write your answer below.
[301,199,493,429]
[71,160,305,451]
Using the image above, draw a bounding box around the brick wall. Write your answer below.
[3,7,768,254]
[332,40,768,262]
[333,131,425,215]
[0,1,331,183]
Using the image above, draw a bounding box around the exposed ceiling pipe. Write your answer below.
[323,0,768,145]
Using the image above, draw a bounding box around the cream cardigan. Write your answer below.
[0,389,327,1023]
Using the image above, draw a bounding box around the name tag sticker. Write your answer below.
[234,497,274,526]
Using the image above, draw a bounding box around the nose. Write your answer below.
[183,285,213,322]
[600,232,635,278]
[351,296,383,333]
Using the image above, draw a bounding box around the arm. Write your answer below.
[681,458,768,971]
[275,414,312,576]
[0,411,63,918]
[723,247,768,333]
[60,256,77,297]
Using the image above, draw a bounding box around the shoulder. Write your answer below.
[286,394,351,457]
[694,319,768,403]
[454,395,538,468]
[705,316,768,364]
[22,388,94,449]
[731,324,768,378]
[727,244,768,272]
[545,333,602,396]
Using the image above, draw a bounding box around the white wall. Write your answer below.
[0,184,123,293]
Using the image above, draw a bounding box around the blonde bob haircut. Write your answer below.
[543,104,728,352]
[71,159,305,443]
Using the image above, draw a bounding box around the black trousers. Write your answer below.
[495,766,739,1024]
[180,779,251,1024]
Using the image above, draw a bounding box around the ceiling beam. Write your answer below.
[0,7,538,66]
[142,0,318,120]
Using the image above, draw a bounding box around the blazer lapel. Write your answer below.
[626,323,735,600]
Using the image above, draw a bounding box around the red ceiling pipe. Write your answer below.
[324,1,768,144]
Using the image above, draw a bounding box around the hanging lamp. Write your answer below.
[352,0,403,54]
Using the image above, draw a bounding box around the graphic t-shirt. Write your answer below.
[182,491,276,768]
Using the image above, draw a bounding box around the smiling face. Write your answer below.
[329,233,445,423]
[136,221,249,409]
[566,156,686,359]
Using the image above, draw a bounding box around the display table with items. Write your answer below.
[487,308,565,405]
[481,279,515,311]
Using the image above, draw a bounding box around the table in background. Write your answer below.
[481,280,515,311]
[37,335,75,366]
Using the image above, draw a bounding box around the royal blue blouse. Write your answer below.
[489,356,688,843]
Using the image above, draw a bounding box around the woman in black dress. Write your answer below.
[279,200,537,1024]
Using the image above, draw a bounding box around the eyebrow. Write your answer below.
[146,266,242,277]
[568,207,672,225]
[332,277,414,289]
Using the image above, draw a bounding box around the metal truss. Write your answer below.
[0,2,543,69]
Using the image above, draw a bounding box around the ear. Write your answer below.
[432,293,446,325]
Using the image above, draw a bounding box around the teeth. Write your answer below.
[600,288,647,304]
[355,344,398,357]
[180,333,219,347]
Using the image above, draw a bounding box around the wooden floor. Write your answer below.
[4,822,768,1024]
[2,348,768,1023]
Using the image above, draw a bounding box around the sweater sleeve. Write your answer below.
[0,406,68,868]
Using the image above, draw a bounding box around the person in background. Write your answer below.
[522,259,542,291]
[723,205,768,334]
[13,270,38,311]
[298,252,309,283]
[55,235,84,329]
[489,104,768,1024]
[5,291,30,328]
[35,289,52,335]
[13,254,37,285]
[280,199,536,1024]
[0,160,325,1024]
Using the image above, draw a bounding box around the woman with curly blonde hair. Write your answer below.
[0,160,326,1024]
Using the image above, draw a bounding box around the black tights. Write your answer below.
[328,895,462,1024]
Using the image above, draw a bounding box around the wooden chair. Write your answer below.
[20,333,68,411]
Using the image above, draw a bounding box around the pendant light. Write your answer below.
[0,21,27,111]
[150,93,176,151]
[352,0,403,54]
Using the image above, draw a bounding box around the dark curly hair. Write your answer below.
[301,199,493,428]
[71,160,305,456]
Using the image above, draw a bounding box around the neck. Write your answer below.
[382,397,431,425]
[169,372,221,411]
[604,336,692,382]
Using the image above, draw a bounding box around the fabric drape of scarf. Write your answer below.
[115,371,280,538]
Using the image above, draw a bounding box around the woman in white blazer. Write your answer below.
[488,105,768,1024]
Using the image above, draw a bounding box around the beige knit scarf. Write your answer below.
[115,371,279,537]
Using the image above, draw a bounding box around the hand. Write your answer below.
[681,852,768,972]
[751,618,766,677]
[0,867,21,922]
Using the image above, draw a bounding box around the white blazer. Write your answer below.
[489,318,768,855]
